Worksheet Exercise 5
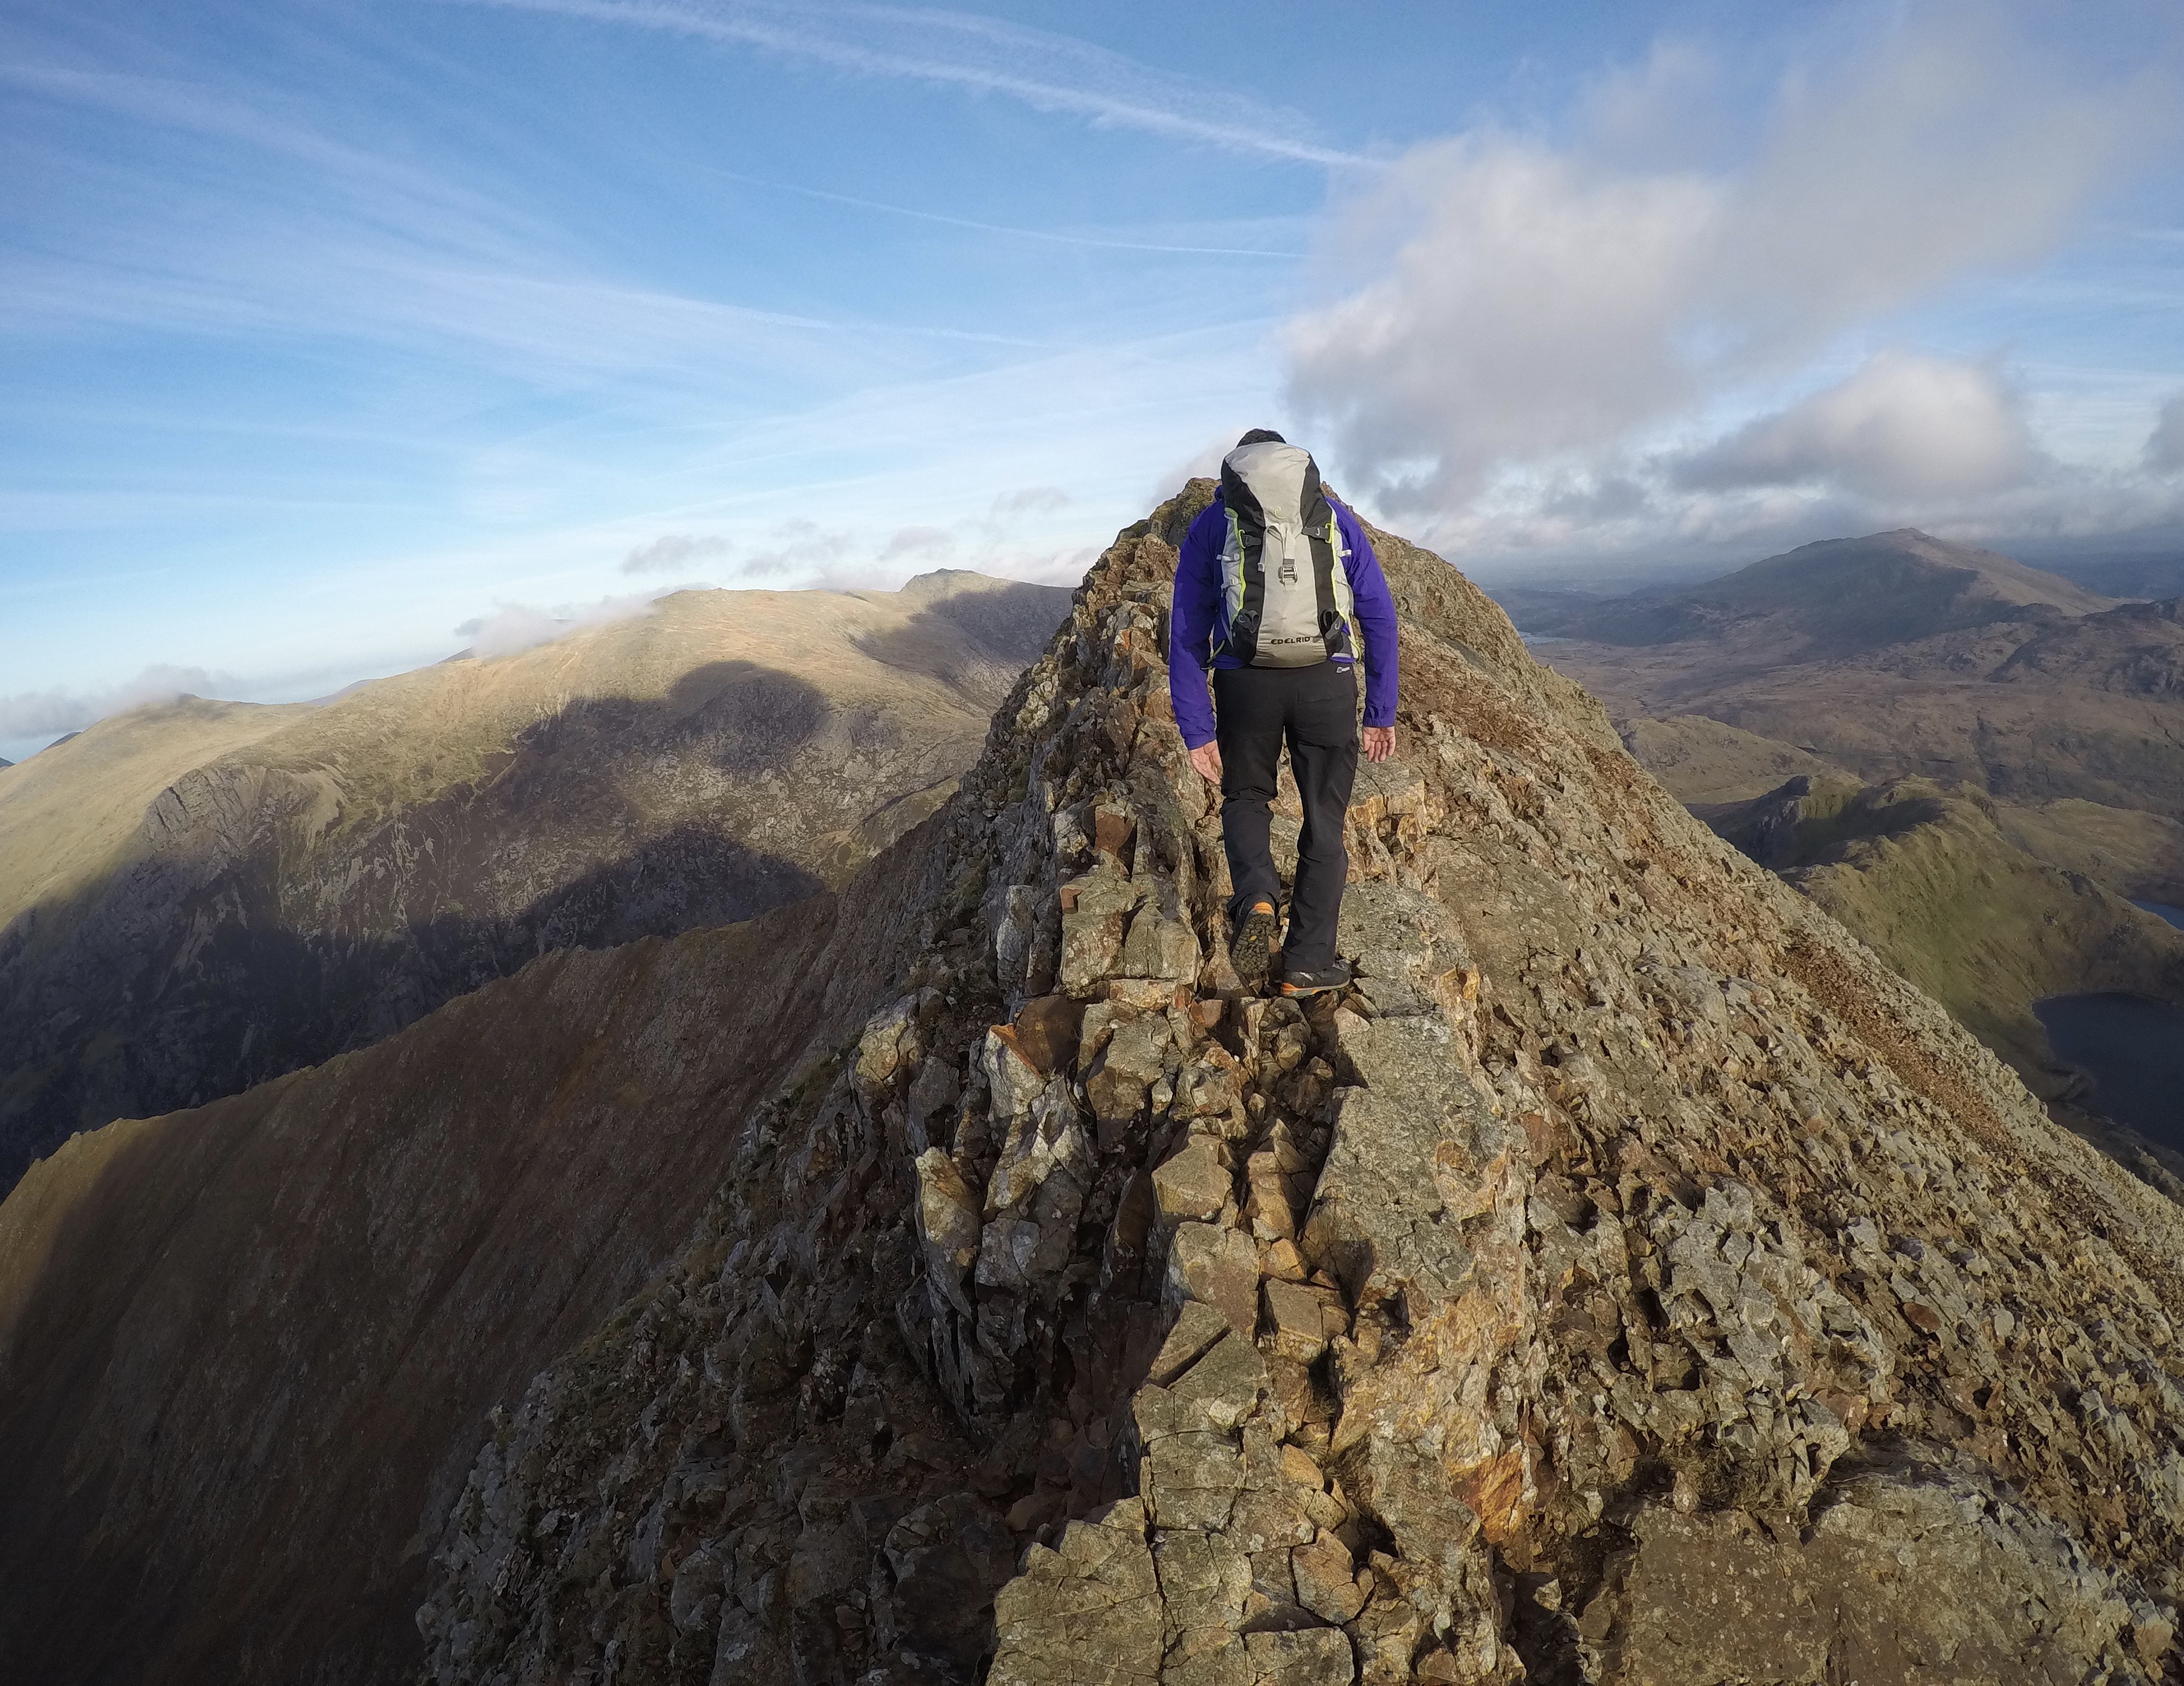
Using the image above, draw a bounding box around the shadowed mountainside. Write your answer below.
[1702,775,2184,1087]
[7,493,2184,1685]
[0,858,932,1686]
[0,571,1068,1193]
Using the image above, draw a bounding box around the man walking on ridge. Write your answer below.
[1169,429,1399,996]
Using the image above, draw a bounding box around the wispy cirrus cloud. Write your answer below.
[452,0,1369,167]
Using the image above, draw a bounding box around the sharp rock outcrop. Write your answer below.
[419,486,2184,1685]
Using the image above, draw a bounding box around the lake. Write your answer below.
[2035,992,2184,1151]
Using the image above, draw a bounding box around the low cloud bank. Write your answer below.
[0,664,238,743]
[1283,1,2183,562]
[1674,354,2039,502]
[455,592,664,659]
[621,533,731,574]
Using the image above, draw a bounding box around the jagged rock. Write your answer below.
[990,1497,1163,1685]
[1261,1278,1342,1366]
[1291,1533,1367,1625]
[1166,1221,1262,1334]
[1154,1139,1232,1226]
[1582,1456,2165,1682]
[913,1148,982,1310]
[1244,1629,1356,1685]
[1087,1012,1172,1134]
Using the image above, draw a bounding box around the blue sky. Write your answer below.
[3,0,2183,760]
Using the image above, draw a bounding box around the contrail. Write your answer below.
[450,0,1374,169]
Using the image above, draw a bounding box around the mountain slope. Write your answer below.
[0,851,933,1685]
[1616,713,1845,805]
[406,489,2184,1683]
[1705,775,2184,1082]
[0,571,1067,1191]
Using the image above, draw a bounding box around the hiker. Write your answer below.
[1168,429,1398,997]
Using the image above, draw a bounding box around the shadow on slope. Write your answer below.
[851,579,1078,698]
[0,800,943,1686]
[0,661,947,1192]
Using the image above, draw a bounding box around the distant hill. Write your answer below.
[0,571,1069,1192]
[1991,595,2184,694]
[1520,528,2113,660]
[2032,551,2184,602]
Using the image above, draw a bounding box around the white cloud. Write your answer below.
[1674,352,2040,500]
[739,518,854,580]
[621,532,731,574]
[990,486,1071,518]
[1285,2,2178,540]
[2146,393,2184,474]
[880,525,954,562]
[0,663,237,741]
[454,592,663,659]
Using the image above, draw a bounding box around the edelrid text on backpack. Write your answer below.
[1214,442,1358,669]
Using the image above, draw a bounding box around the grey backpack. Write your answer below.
[1214,441,1357,668]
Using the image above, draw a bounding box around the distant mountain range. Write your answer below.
[1518,527,2184,1160]
[1520,530,2184,822]
[1508,527,2113,660]
[2035,551,2184,602]
[0,570,1069,1193]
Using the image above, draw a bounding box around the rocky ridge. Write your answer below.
[420,487,2184,1684]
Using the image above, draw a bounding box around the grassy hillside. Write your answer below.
[1707,777,2184,1081]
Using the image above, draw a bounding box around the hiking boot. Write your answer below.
[1231,900,1278,985]
[1279,958,1353,997]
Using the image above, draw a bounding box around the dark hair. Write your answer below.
[1235,428,1286,447]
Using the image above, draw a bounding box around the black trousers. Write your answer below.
[1213,661,1358,971]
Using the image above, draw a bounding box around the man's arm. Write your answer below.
[1339,504,1399,731]
[1168,508,1223,757]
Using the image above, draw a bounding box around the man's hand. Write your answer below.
[1362,726,1395,763]
[1188,741,1224,783]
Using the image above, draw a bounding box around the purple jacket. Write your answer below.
[1166,493,1399,750]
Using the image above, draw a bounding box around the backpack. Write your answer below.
[1214,442,1358,668]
